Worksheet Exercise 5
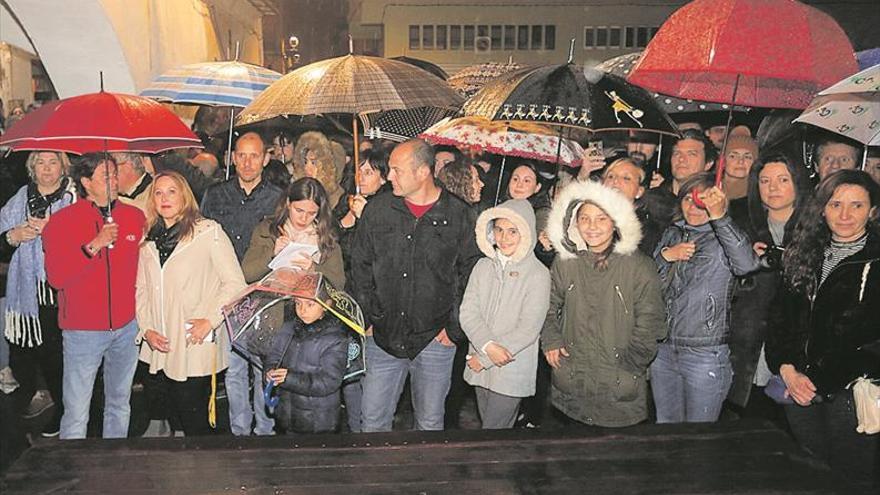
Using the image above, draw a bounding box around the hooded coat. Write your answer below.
[542,181,666,427]
[460,199,551,398]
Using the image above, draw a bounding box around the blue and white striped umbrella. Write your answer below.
[141,61,281,108]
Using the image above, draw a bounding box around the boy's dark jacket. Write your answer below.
[266,315,349,433]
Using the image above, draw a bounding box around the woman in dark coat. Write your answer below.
[767,170,879,491]
[726,153,812,417]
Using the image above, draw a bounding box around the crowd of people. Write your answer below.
[0,110,878,489]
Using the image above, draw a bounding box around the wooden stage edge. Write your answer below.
[1,419,845,495]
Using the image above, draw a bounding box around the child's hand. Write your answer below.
[661,242,696,262]
[266,368,288,386]
[485,342,514,367]
[273,235,291,255]
[544,347,569,369]
[466,355,484,372]
[289,252,314,271]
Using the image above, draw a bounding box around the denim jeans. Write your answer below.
[650,343,732,423]
[361,336,456,432]
[60,319,138,439]
[225,345,275,436]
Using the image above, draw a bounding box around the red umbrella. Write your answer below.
[0,91,201,154]
[627,0,858,111]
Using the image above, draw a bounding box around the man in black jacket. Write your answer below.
[351,139,480,432]
[201,131,282,436]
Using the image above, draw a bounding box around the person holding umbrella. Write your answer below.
[42,153,146,439]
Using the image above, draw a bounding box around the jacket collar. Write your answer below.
[389,187,452,220]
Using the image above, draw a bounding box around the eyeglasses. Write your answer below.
[819,154,855,167]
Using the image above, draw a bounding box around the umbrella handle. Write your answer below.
[106,216,115,250]
[264,378,279,409]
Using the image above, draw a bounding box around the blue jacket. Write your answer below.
[266,316,349,434]
[654,216,759,347]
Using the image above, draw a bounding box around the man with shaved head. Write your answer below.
[351,139,481,432]
[201,131,282,436]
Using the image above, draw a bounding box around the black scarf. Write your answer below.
[27,178,71,219]
[146,221,181,266]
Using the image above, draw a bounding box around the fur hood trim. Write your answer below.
[546,180,641,260]
[475,199,536,262]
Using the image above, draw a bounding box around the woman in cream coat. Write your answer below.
[137,171,246,436]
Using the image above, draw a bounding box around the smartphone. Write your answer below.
[587,141,604,158]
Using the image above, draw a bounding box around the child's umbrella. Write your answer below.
[221,268,366,409]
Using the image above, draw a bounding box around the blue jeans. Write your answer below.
[361,336,456,432]
[225,344,275,436]
[60,319,138,439]
[650,343,732,423]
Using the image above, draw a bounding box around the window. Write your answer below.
[409,25,420,50]
[584,27,595,48]
[504,25,516,50]
[518,25,529,50]
[650,27,660,41]
[596,27,608,47]
[491,25,502,50]
[609,27,621,48]
[531,25,542,50]
[637,27,649,48]
[624,27,636,48]
[464,25,475,50]
[544,25,555,50]
[437,25,448,49]
[450,25,462,49]
[478,25,489,38]
[422,25,434,49]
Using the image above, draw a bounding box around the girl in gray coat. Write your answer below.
[460,199,551,429]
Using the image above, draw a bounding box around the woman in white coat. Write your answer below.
[137,171,246,435]
[460,199,551,429]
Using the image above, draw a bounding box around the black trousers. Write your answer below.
[9,304,63,418]
[784,389,878,493]
[149,372,213,436]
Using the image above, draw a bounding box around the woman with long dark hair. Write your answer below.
[242,177,344,289]
[0,151,75,437]
[767,170,879,490]
[726,153,813,417]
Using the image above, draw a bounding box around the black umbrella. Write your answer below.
[360,106,460,143]
[463,62,678,136]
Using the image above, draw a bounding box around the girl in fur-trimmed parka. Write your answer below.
[460,199,551,429]
[292,131,345,209]
[542,181,666,427]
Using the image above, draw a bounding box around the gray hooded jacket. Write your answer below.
[460,199,551,398]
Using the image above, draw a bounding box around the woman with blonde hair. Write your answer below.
[0,151,75,437]
[137,171,246,436]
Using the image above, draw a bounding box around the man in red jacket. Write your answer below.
[42,153,145,440]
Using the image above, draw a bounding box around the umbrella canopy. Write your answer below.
[420,116,584,167]
[627,0,858,110]
[597,52,749,114]
[0,91,201,154]
[794,65,880,146]
[140,61,281,108]
[448,61,523,98]
[236,54,463,126]
[361,107,459,143]
[857,49,880,70]
[463,63,679,135]
[391,56,449,80]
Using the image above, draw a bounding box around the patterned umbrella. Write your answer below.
[420,116,584,167]
[140,61,281,108]
[794,65,880,146]
[463,63,679,135]
[448,61,523,98]
[237,54,462,125]
[597,52,750,114]
[361,107,459,143]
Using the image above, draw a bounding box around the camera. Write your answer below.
[759,245,785,270]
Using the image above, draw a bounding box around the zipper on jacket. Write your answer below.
[615,285,629,314]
